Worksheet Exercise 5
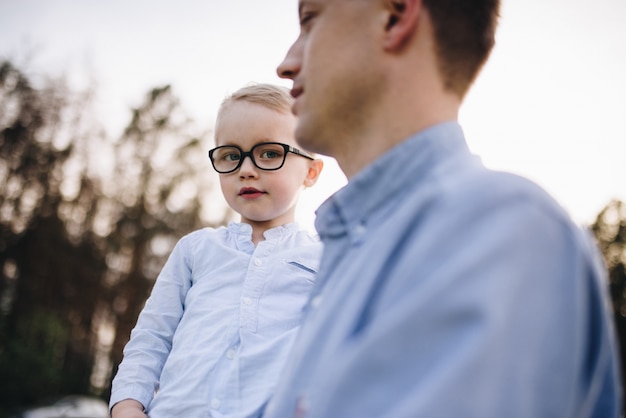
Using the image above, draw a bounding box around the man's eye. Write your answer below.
[299,12,316,28]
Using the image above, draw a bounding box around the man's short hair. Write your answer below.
[424,0,500,98]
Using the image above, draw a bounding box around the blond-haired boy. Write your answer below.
[110,84,323,418]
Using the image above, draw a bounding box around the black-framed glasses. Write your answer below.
[208,142,314,174]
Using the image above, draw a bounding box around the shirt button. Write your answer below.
[311,295,322,308]
[226,349,235,359]
[354,223,366,236]
[254,257,262,266]
[243,297,253,305]
[211,399,221,409]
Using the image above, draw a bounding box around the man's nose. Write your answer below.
[277,39,302,80]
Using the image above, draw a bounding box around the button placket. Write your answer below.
[350,221,367,245]
[240,247,270,332]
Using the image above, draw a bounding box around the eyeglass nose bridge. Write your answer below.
[236,150,259,172]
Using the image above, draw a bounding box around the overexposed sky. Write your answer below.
[1,0,625,230]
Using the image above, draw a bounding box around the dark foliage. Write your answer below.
[0,60,229,415]
[591,198,626,412]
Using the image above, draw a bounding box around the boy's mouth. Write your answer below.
[239,187,266,199]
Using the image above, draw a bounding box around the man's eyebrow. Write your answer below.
[298,0,316,16]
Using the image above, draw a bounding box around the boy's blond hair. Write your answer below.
[219,83,293,115]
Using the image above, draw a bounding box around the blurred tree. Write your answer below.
[100,85,231,398]
[591,199,626,402]
[0,59,230,414]
[0,59,103,408]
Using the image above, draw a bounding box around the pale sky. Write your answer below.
[1,0,625,231]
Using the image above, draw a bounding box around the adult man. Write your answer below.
[266,0,621,417]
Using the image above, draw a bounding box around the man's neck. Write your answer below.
[335,93,460,179]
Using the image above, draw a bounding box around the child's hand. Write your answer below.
[111,399,148,418]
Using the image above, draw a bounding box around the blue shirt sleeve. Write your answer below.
[109,237,192,410]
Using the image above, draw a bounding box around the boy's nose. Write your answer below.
[238,156,259,178]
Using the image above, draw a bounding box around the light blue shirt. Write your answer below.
[110,222,321,418]
[263,122,621,418]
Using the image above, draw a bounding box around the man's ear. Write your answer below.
[304,159,324,188]
[383,0,422,51]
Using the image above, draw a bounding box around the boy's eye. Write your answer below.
[260,150,281,159]
[255,144,286,161]
[223,153,240,162]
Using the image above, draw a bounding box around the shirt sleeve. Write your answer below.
[109,237,193,410]
[311,198,620,418]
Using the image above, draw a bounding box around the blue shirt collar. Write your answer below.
[315,121,469,239]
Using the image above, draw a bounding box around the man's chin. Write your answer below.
[296,121,325,155]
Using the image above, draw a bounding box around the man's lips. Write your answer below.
[290,86,303,99]
[238,187,266,199]
[290,86,303,115]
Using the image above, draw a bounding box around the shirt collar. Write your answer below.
[228,221,302,253]
[315,121,470,240]
[227,221,301,239]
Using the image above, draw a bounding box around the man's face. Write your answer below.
[277,0,385,158]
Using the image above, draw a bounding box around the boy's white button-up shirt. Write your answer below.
[110,222,321,417]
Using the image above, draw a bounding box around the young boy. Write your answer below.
[109,83,323,418]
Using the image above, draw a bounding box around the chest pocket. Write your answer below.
[286,259,317,277]
[254,256,318,334]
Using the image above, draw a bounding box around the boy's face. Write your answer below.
[214,101,318,229]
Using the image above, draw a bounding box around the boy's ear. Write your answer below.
[304,159,324,188]
[382,0,422,51]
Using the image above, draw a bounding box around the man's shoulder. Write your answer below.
[392,165,587,261]
[434,165,571,226]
